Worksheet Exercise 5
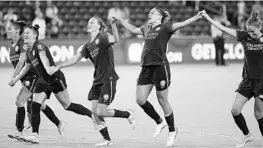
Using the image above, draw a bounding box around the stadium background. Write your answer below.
[0,0,257,66]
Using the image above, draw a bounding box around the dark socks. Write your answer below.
[42,105,60,126]
[165,112,175,132]
[113,109,130,118]
[99,127,111,141]
[27,100,32,124]
[31,102,41,134]
[233,113,249,135]
[66,103,92,118]
[16,107,25,132]
[140,101,162,124]
[257,117,263,136]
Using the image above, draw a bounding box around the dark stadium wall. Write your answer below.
[0,37,243,67]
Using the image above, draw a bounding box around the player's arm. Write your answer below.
[57,53,83,70]
[12,62,31,85]
[114,17,143,35]
[12,52,26,78]
[171,11,202,32]
[202,11,237,38]
[108,20,119,44]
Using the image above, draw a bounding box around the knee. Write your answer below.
[96,109,105,117]
[15,97,24,107]
[40,103,46,110]
[157,96,168,107]
[231,107,241,116]
[254,110,263,119]
[136,98,146,106]
[63,102,71,110]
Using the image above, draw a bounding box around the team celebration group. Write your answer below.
[4,7,263,148]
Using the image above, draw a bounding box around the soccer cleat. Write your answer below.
[166,128,178,147]
[57,121,66,137]
[127,109,137,129]
[95,139,113,147]
[22,133,40,144]
[235,133,254,148]
[7,131,22,140]
[153,120,167,138]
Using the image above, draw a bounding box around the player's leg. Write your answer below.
[40,102,66,136]
[22,92,47,144]
[89,85,106,129]
[233,79,254,148]
[53,76,93,118]
[137,66,163,126]
[254,80,263,137]
[26,97,32,129]
[254,97,263,136]
[55,89,92,117]
[154,64,177,146]
[8,86,32,140]
[96,80,136,127]
[88,84,112,146]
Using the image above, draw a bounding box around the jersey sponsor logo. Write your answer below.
[15,46,19,52]
[246,43,263,51]
[95,39,100,45]
[160,80,166,88]
[103,94,109,101]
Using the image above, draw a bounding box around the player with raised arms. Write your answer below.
[202,10,263,148]
[50,16,137,147]
[114,7,204,146]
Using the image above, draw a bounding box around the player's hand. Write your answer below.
[200,10,209,19]
[197,10,206,19]
[8,79,15,87]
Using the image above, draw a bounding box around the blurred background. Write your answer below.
[0,0,261,66]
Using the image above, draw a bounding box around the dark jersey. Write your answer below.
[80,32,119,85]
[9,38,37,81]
[25,41,62,84]
[140,23,174,66]
[237,30,263,79]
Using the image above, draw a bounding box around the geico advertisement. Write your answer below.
[124,38,244,63]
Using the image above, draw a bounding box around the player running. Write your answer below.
[114,7,203,146]
[6,20,65,140]
[9,24,94,144]
[202,11,263,148]
[49,16,136,147]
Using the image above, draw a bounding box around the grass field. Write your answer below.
[0,63,262,148]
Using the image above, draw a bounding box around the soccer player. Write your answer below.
[49,16,136,146]
[9,24,94,144]
[114,7,203,146]
[6,20,65,140]
[202,11,263,148]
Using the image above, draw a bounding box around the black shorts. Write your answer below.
[21,75,38,93]
[137,65,171,91]
[236,78,263,99]
[88,80,117,105]
[33,74,67,99]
